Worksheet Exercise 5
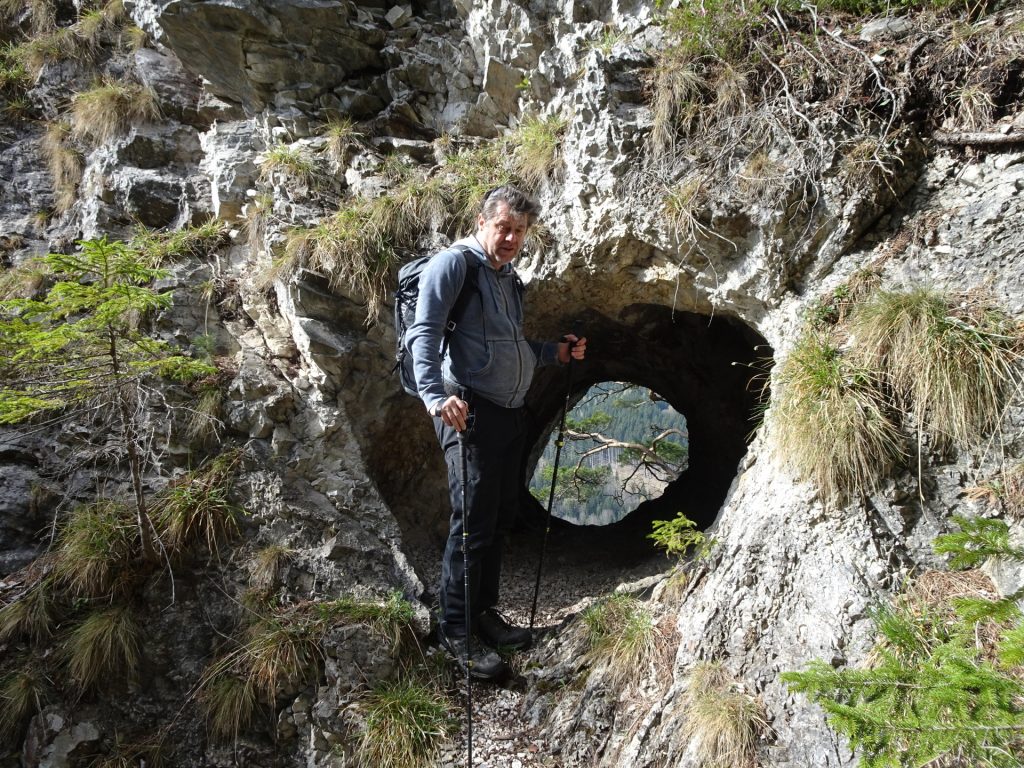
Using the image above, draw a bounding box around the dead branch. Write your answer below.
[565,428,687,479]
[933,130,1024,147]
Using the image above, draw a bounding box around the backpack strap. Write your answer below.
[439,245,481,360]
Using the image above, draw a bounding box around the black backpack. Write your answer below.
[393,245,482,397]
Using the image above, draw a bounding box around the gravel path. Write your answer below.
[408,521,670,767]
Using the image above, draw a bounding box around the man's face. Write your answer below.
[477,202,529,267]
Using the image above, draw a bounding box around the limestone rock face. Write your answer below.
[2,0,1024,766]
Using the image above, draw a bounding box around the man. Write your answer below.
[406,185,586,680]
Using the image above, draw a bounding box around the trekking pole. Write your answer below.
[458,425,473,768]
[529,336,576,631]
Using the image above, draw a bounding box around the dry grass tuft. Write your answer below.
[152,450,243,557]
[663,174,707,242]
[321,117,362,166]
[70,79,160,145]
[249,544,293,590]
[64,604,140,691]
[581,593,658,688]
[0,663,46,741]
[680,661,769,768]
[0,258,48,300]
[0,579,55,643]
[53,500,139,599]
[772,331,905,503]
[200,672,257,742]
[850,287,1024,449]
[964,462,1024,520]
[200,593,416,741]
[512,113,567,191]
[649,55,703,158]
[41,121,83,215]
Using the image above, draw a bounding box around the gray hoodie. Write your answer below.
[406,236,559,411]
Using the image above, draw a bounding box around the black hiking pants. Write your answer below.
[434,395,526,639]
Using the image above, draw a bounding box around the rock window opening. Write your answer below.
[528,382,689,527]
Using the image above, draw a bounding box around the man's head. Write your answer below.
[476,185,540,268]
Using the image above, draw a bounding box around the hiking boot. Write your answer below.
[439,629,508,681]
[477,608,532,651]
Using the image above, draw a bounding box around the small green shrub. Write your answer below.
[784,517,1024,768]
[772,331,904,503]
[648,512,712,561]
[355,678,454,768]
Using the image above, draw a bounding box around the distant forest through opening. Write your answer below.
[529,382,688,526]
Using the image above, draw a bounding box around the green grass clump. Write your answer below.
[680,661,768,768]
[581,593,657,687]
[850,288,1024,449]
[513,114,567,190]
[53,500,140,599]
[772,331,904,502]
[259,143,317,184]
[132,219,229,265]
[249,544,293,590]
[70,79,159,145]
[318,591,416,652]
[0,578,55,643]
[200,593,416,740]
[152,451,243,557]
[321,117,362,165]
[200,672,258,742]
[64,605,140,691]
[355,678,454,768]
[0,664,46,741]
[285,200,402,321]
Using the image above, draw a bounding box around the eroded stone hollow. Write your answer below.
[523,304,772,539]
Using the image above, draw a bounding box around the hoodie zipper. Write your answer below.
[494,268,525,403]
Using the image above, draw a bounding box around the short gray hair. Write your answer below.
[480,185,541,226]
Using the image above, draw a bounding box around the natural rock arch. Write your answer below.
[353,286,771,569]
